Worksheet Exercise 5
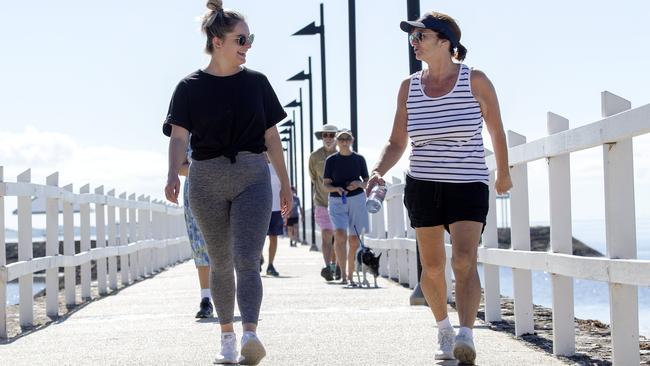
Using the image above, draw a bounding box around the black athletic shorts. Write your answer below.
[403,174,489,232]
[267,211,284,236]
[286,217,299,226]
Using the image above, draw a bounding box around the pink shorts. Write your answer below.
[315,205,334,231]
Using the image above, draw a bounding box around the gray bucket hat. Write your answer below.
[314,124,339,140]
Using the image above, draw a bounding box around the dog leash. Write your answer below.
[353,225,366,250]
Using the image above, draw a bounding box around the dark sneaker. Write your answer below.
[266,264,279,277]
[195,297,213,318]
[335,266,342,280]
[320,266,333,281]
[259,256,264,272]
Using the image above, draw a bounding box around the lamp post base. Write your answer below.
[409,283,428,306]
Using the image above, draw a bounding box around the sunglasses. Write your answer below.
[233,34,255,46]
[337,136,352,142]
[321,132,336,138]
[408,31,435,43]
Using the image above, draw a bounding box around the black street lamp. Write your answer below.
[287,60,313,154]
[288,59,317,245]
[280,134,293,185]
[292,3,327,124]
[406,0,426,307]
[290,111,297,189]
[280,120,296,186]
[348,0,358,151]
[284,90,307,244]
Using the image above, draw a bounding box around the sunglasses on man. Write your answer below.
[233,34,255,46]
[321,132,336,138]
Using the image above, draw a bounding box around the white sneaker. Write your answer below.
[214,333,239,364]
[435,327,456,360]
[239,332,266,365]
[453,332,476,365]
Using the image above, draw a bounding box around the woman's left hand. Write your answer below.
[279,185,293,218]
[495,173,513,195]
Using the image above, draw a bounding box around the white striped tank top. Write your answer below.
[406,64,488,185]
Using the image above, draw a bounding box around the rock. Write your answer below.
[497,226,604,257]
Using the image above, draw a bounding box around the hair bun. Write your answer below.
[206,0,223,11]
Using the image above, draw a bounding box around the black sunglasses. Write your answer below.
[321,132,336,138]
[233,34,255,46]
[408,30,436,43]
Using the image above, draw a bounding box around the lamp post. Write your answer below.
[280,134,293,185]
[292,3,327,124]
[291,111,297,187]
[284,91,307,243]
[288,59,317,246]
[406,0,426,307]
[348,0,358,151]
[280,119,296,186]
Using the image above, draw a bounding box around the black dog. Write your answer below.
[353,226,381,288]
[355,246,381,288]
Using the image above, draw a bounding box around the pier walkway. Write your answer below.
[0,238,566,365]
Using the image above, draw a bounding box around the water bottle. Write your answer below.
[341,192,347,204]
[366,185,387,214]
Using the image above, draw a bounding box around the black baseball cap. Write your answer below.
[400,15,459,49]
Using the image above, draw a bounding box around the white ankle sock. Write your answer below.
[242,331,256,341]
[458,327,473,338]
[437,317,452,330]
[201,288,211,300]
[221,331,235,339]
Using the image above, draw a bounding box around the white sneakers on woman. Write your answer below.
[239,331,267,365]
[435,326,456,360]
[214,332,238,364]
[453,332,477,365]
[214,331,266,365]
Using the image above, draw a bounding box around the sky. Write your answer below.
[1,0,650,230]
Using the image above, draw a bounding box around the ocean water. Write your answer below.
[5,279,46,306]
[480,266,650,338]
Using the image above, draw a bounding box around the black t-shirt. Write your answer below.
[163,68,287,162]
[323,152,369,197]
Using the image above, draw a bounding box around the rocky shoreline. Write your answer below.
[497,226,604,257]
[473,297,650,365]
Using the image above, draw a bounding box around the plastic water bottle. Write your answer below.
[366,185,387,214]
[341,192,347,204]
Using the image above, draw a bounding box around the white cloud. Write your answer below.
[1,127,167,198]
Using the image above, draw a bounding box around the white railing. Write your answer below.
[364,91,650,365]
[0,169,191,338]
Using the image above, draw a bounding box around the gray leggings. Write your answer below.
[188,152,272,325]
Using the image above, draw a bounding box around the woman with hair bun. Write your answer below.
[163,1,291,364]
[366,11,512,365]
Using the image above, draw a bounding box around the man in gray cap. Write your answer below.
[309,124,340,281]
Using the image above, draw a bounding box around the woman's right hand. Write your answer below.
[165,175,181,204]
[366,171,385,196]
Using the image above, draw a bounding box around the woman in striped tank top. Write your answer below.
[366,12,512,365]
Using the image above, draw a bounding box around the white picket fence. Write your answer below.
[0,169,190,338]
[358,91,650,365]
